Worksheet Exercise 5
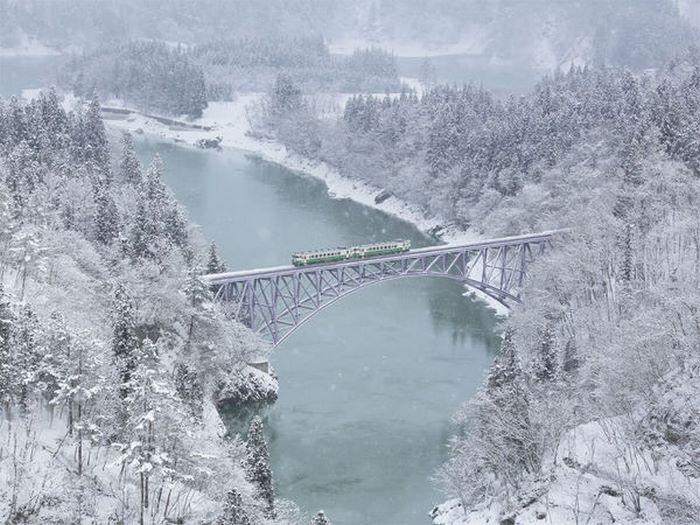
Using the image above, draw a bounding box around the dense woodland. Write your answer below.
[59,38,401,116]
[191,37,401,95]
[0,91,300,523]
[259,51,700,521]
[62,41,208,118]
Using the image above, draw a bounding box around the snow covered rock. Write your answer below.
[216,363,279,407]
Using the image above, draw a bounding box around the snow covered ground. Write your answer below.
[432,363,700,525]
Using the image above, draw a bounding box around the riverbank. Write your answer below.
[98,94,472,241]
[95,92,508,317]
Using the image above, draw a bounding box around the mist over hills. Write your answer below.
[2,0,697,70]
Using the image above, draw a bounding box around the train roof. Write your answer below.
[291,239,409,256]
[292,246,349,256]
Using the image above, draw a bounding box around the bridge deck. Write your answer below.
[203,230,563,284]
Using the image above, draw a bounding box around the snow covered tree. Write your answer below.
[39,87,70,151]
[119,131,142,185]
[12,304,41,415]
[183,264,211,351]
[0,283,15,418]
[36,311,70,415]
[487,327,520,391]
[5,141,36,209]
[174,361,203,418]
[130,197,154,260]
[619,221,634,284]
[83,90,110,173]
[144,156,167,205]
[163,205,189,250]
[534,324,559,383]
[0,98,8,151]
[112,283,138,399]
[93,175,120,245]
[119,339,181,525]
[562,338,580,375]
[217,488,251,525]
[50,335,102,475]
[244,416,275,517]
[206,242,226,274]
[7,96,27,147]
[270,73,303,117]
[312,510,331,525]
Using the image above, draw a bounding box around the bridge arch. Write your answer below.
[205,231,561,347]
[269,273,515,348]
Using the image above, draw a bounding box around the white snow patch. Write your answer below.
[433,412,700,524]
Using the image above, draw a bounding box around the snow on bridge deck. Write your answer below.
[202,230,565,284]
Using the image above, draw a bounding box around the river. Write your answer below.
[1,55,501,525]
[133,139,500,524]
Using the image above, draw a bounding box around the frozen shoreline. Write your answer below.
[99,94,509,315]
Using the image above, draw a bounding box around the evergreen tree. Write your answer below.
[163,205,189,250]
[144,155,168,217]
[0,97,8,151]
[13,304,40,414]
[120,339,181,525]
[0,284,15,418]
[619,222,634,284]
[8,96,27,147]
[119,131,142,185]
[40,87,70,151]
[217,489,251,525]
[534,324,559,383]
[174,362,203,417]
[83,90,110,174]
[6,141,36,208]
[206,242,226,274]
[50,335,102,474]
[487,327,519,391]
[38,311,70,411]
[183,264,211,351]
[270,73,303,117]
[130,197,158,260]
[93,175,120,245]
[112,283,138,399]
[69,105,86,163]
[245,416,275,517]
[312,510,331,525]
[562,338,580,374]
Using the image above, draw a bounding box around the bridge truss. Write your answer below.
[204,231,561,347]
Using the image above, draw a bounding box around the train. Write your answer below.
[292,239,411,266]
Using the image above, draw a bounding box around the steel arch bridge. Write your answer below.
[203,231,563,347]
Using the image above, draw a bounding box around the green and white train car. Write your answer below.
[292,239,411,266]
